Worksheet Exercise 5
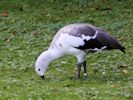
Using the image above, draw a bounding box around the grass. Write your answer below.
[0,0,133,99]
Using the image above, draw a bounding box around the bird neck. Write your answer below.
[37,49,63,65]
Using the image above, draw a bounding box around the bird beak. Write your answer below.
[40,75,44,79]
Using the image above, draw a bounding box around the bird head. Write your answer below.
[35,51,50,79]
[35,60,48,79]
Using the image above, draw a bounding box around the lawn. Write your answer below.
[0,0,133,99]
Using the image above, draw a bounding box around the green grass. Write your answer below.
[0,0,133,99]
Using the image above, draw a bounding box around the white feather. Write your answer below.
[81,31,98,41]
[91,31,98,39]
[88,46,107,52]
[55,33,84,48]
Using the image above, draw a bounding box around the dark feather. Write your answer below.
[72,24,125,53]
[96,29,125,53]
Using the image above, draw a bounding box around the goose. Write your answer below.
[35,23,125,79]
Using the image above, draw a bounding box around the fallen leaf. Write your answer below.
[91,96,97,99]
[31,31,39,36]
[123,69,129,74]
[4,38,11,42]
[1,12,8,17]
[118,65,128,69]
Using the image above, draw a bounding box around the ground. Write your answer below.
[0,0,133,99]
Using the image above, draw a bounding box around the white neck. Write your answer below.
[35,48,64,74]
[37,49,63,63]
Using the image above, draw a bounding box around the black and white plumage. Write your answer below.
[35,23,125,79]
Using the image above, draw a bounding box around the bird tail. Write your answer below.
[110,36,126,54]
[119,46,125,53]
[98,31,126,54]
[108,36,126,54]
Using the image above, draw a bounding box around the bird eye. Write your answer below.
[38,69,41,71]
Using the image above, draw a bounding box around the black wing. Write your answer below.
[75,25,125,53]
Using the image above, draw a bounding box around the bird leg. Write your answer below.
[83,60,87,78]
[76,63,82,79]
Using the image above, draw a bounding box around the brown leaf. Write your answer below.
[1,12,9,17]
[4,38,11,42]
[123,69,129,74]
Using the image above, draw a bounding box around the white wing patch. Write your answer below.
[88,46,107,52]
[55,33,84,49]
[50,31,98,51]
[81,31,98,41]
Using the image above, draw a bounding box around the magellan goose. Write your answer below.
[35,23,125,79]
